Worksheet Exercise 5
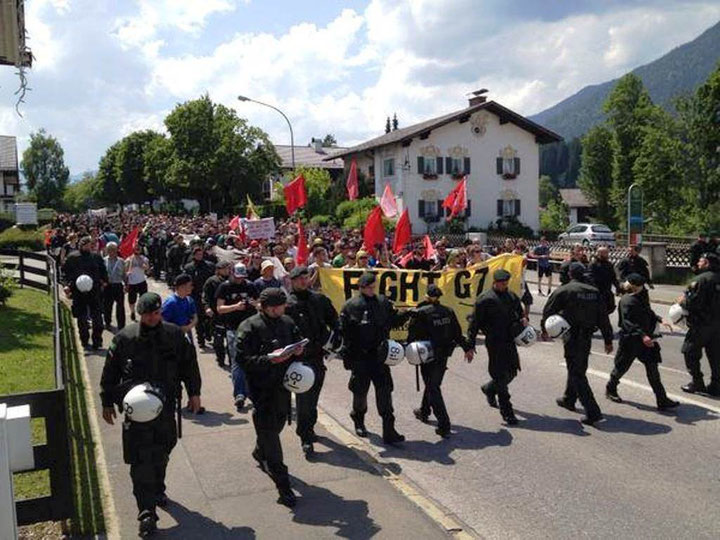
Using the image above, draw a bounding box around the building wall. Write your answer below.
[358,109,541,233]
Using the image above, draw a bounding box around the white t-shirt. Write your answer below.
[126,255,149,285]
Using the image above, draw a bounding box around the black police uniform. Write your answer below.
[559,255,587,285]
[339,291,409,440]
[689,239,709,273]
[408,298,470,433]
[616,252,651,285]
[607,291,675,407]
[468,286,524,422]
[680,266,720,394]
[236,309,301,500]
[183,258,215,347]
[148,235,168,280]
[63,248,108,348]
[99,320,201,520]
[285,287,338,446]
[202,272,228,365]
[542,275,613,422]
[589,257,620,314]
[165,241,187,286]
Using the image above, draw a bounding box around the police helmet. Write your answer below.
[515,325,538,347]
[122,383,165,423]
[380,339,405,366]
[75,274,94,292]
[545,314,571,339]
[283,362,315,394]
[405,341,435,365]
[668,303,688,326]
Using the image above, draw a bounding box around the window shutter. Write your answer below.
[436,157,444,174]
[417,156,424,174]
[515,199,521,216]
[496,157,503,175]
[464,157,471,175]
[445,157,452,174]
[497,200,503,216]
[418,200,425,218]
[514,157,521,175]
[465,199,471,217]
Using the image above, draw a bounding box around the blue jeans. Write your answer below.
[227,329,247,399]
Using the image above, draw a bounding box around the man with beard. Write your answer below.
[589,246,621,314]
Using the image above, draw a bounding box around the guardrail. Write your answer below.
[0,249,74,526]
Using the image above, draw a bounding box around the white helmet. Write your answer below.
[382,339,405,366]
[75,274,93,292]
[668,303,688,325]
[283,362,315,394]
[545,314,571,339]
[515,326,538,347]
[122,383,165,423]
[405,341,435,365]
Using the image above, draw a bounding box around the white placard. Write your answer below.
[244,218,275,240]
[14,203,37,225]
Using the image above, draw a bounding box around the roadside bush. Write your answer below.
[309,214,333,227]
[488,216,536,239]
[0,212,13,232]
[38,208,57,224]
[0,227,44,251]
[335,198,376,224]
[0,269,16,305]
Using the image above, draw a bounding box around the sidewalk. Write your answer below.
[80,279,460,539]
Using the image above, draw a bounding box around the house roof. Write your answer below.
[0,136,18,171]
[560,188,593,208]
[324,100,562,161]
[276,144,347,170]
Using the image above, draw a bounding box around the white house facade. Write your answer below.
[326,96,561,233]
[0,135,19,213]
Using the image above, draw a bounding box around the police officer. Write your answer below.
[616,244,652,289]
[689,233,710,273]
[559,243,588,285]
[165,234,187,286]
[202,259,231,366]
[100,292,202,537]
[467,269,525,425]
[409,284,473,437]
[589,246,621,314]
[339,272,409,444]
[63,235,108,349]
[606,273,679,409]
[678,251,720,395]
[184,245,215,348]
[542,262,614,426]
[237,288,304,507]
[285,266,338,455]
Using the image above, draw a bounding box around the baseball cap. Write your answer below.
[233,263,248,278]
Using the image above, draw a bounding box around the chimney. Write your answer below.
[468,88,488,107]
[313,138,323,152]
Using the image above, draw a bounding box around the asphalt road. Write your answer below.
[318,292,720,539]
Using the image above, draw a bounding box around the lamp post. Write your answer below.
[237,95,295,172]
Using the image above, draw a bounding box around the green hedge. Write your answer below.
[0,227,44,251]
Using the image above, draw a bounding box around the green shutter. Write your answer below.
[417,156,424,174]
[418,200,425,217]
[496,157,503,174]
[436,157,444,174]
[497,200,503,216]
[464,157,471,175]
[514,157,521,175]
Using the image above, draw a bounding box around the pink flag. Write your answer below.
[346,157,359,200]
[422,235,436,260]
[380,183,398,218]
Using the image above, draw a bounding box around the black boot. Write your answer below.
[605,381,622,403]
[350,412,368,437]
[277,485,297,507]
[580,414,603,426]
[252,448,269,474]
[382,419,405,445]
[481,383,498,408]
[413,408,429,423]
[657,398,680,410]
[501,409,518,426]
[138,510,157,537]
[681,379,706,394]
[705,381,720,397]
[555,397,576,412]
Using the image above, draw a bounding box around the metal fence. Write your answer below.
[0,249,74,526]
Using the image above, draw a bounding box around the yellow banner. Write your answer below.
[318,253,525,338]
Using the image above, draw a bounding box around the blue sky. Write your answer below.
[1,0,718,174]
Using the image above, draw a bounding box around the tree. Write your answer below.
[539,175,559,207]
[63,172,103,212]
[114,130,164,205]
[96,143,123,209]
[539,199,569,232]
[144,135,175,199]
[392,113,398,131]
[321,134,337,147]
[385,117,391,134]
[578,125,615,227]
[20,129,70,209]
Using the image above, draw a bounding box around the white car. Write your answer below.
[558,223,616,246]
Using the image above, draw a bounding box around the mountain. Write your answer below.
[530,20,720,140]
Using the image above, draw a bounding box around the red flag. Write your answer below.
[283,174,307,214]
[423,235,436,260]
[296,219,309,265]
[363,206,385,255]
[346,157,359,200]
[442,176,467,220]
[118,226,140,258]
[380,183,398,218]
[228,215,240,231]
[392,208,411,254]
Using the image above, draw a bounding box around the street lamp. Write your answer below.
[237,95,295,171]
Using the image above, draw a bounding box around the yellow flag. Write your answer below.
[246,194,260,220]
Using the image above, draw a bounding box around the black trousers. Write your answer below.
[348,362,395,429]
[212,320,226,364]
[484,342,519,416]
[682,325,720,384]
[610,338,668,402]
[123,414,177,515]
[73,297,104,347]
[103,283,126,329]
[252,387,291,490]
[192,294,209,344]
[418,356,450,430]
[296,360,326,443]
[562,330,601,418]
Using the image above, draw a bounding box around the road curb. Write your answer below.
[316,407,483,539]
